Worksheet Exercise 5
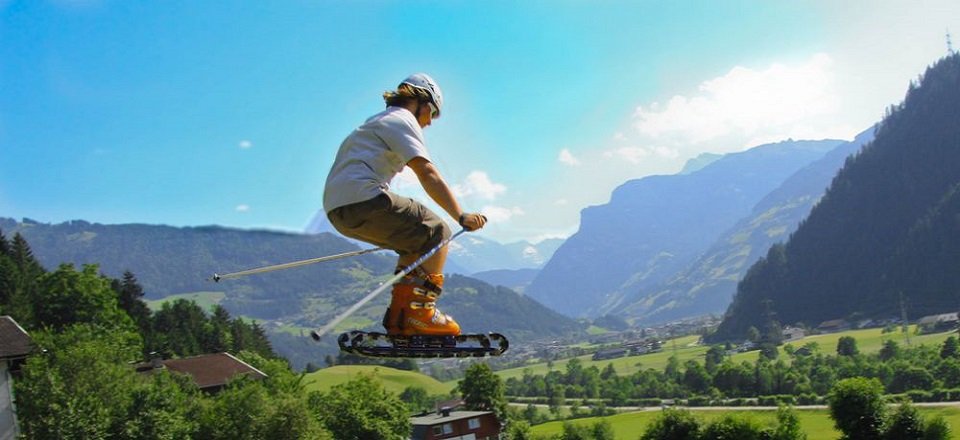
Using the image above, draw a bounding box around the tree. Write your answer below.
[458,363,508,421]
[883,402,924,440]
[591,419,615,440]
[888,366,936,394]
[701,414,765,440]
[600,363,617,380]
[922,416,952,440]
[313,373,409,440]
[399,386,432,414]
[112,271,152,335]
[559,422,591,440]
[828,377,886,440]
[879,340,900,361]
[768,405,807,440]
[704,345,726,373]
[760,342,780,360]
[15,324,194,439]
[682,360,712,395]
[151,299,208,356]
[940,336,959,359]
[33,264,134,332]
[641,408,702,440]
[504,420,533,440]
[197,372,328,440]
[837,336,860,357]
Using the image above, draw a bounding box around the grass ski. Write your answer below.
[337,331,508,358]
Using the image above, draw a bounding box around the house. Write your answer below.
[410,408,500,440]
[0,316,33,440]
[917,313,959,333]
[817,319,851,334]
[782,326,806,342]
[136,352,267,393]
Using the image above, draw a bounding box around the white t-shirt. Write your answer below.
[323,106,431,213]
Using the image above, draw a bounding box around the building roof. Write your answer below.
[410,410,493,426]
[138,352,267,390]
[918,312,959,325]
[0,316,33,360]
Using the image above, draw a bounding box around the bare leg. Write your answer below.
[397,244,448,274]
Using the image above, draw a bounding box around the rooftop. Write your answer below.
[0,316,33,360]
[137,352,267,390]
[410,410,493,426]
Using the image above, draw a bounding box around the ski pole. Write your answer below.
[210,247,385,282]
[310,228,467,341]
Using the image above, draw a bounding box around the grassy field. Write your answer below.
[304,365,455,396]
[493,335,707,382]
[491,326,955,383]
[530,406,960,439]
[145,291,225,312]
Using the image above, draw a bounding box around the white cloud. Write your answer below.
[235,204,250,212]
[631,53,843,153]
[558,148,581,166]
[239,140,253,150]
[603,146,650,164]
[452,171,506,201]
[481,205,525,223]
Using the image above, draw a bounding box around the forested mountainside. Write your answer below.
[619,127,875,325]
[712,53,960,341]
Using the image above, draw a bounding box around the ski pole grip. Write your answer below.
[458,214,488,230]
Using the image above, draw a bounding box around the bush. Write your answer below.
[828,377,886,440]
[758,396,777,406]
[640,408,702,440]
[687,396,713,407]
[923,416,952,440]
[884,403,925,439]
[768,406,807,440]
[906,390,934,403]
[633,398,663,407]
[701,414,766,440]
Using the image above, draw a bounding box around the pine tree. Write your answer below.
[0,229,10,257]
[112,271,152,336]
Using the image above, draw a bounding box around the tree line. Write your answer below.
[505,335,960,408]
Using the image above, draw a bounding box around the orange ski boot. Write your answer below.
[383,273,460,337]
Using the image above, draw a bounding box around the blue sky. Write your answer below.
[1,1,958,243]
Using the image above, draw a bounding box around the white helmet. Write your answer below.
[401,73,444,118]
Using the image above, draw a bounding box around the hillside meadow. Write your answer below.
[305,365,455,396]
[488,326,955,383]
[529,406,960,439]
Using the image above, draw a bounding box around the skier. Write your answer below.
[323,73,486,338]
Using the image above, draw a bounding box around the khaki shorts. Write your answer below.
[326,192,452,257]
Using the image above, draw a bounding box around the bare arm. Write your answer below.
[407,157,486,231]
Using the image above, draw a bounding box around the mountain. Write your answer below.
[305,210,562,274]
[525,138,844,318]
[711,53,960,341]
[470,268,540,294]
[0,218,583,367]
[447,236,564,274]
[679,152,724,175]
[619,127,876,324]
